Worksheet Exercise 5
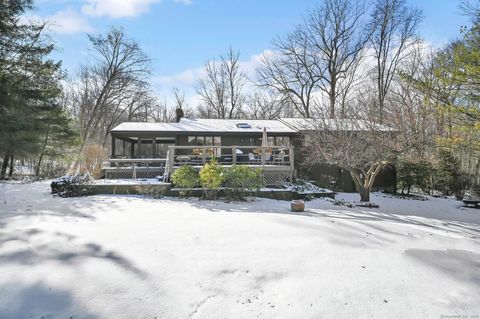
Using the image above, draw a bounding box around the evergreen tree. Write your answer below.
[0,0,76,179]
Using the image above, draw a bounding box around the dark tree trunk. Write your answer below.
[359,187,370,202]
[0,154,9,179]
[8,154,14,178]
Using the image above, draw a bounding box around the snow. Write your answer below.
[0,182,479,319]
[93,178,168,185]
[111,118,297,134]
[280,117,394,132]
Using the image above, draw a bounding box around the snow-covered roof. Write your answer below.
[280,118,393,132]
[111,118,297,134]
[111,122,185,133]
[111,117,392,135]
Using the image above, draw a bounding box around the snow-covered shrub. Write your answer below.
[199,158,224,200]
[171,165,200,197]
[224,165,263,200]
[51,175,91,197]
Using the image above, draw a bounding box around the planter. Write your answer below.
[291,200,305,212]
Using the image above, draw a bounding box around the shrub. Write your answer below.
[171,165,200,197]
[434,150,467,199]
[135,185,167,199]
[51,175,91,197]
[396,159,432,195]
[224,165,263,200]
[199,158,224,199]
[83,144,108,179]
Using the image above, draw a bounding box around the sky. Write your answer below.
[33,0,471,106]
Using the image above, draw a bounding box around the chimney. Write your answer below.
[176,107,184,123]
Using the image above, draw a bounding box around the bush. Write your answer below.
[224,165,263,200]
[434,150,467,199]
[134,185,167,199]
[51,175,91,197]
[83,144,108,179]
[171,165,200,197]
[396,159,432,195]
[199,158,224,199]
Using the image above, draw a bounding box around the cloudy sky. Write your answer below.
[34,0,470,106]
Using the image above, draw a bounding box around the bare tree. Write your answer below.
[258,0,369,118]
[68,27,152,169]
[196,47,246,119]
[257,29,322,118]
[369,0,423,118]
[305,0,370,117]
[245,91,285,120]
[302,98,400,202]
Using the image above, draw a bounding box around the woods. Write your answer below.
[0,0,478,202]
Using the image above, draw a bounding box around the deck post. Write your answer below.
[137,138,142,158]
[130,142,135,159]
[202,146,206,165]
[122,140,126,157]
[111,135,116,159]
[290,146,294,181]
[152,137,156,158]
[232,146,237,165]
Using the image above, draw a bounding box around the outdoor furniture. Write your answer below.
[176,155,190,164]
[248,153,260,164]
[463,198,480,208]
[291,200,305,212]
[273,150,286,164]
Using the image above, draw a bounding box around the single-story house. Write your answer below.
[106,111,396,190]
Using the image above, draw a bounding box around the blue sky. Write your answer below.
[34,0,471,103]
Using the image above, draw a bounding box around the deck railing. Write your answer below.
[104,145,294,181]
[167,145,294,168]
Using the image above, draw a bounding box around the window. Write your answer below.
[236,123,251,129]
[205,136,213,146]
[188,136,196,146]
[276,136,290,146]
[196,136,205,146]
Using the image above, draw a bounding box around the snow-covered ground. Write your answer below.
[0,182,479,319]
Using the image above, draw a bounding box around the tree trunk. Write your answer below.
[0,154,9,180]
[359,187,370,202]
[35,153,45,177]
[8,154,14,178]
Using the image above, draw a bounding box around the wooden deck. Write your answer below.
[104,145,295,185]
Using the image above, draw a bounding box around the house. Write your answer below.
[107,115,297,185]
[106,112,396,190]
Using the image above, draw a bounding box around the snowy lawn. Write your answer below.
[0,182,479,319]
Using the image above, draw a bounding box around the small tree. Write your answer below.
[434,150,466,199]
[199,158,224,199]
[171,165,200,197]
[396,159,432,195]
[224,165,263,200]
[302,103,400,202]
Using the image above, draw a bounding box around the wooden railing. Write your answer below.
[167,145,294,168]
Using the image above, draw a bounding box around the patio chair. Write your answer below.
[248,153,260,164]
[273,150,286,165]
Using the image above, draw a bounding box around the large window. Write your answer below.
[187,136,222,155]
[275,136,290,146]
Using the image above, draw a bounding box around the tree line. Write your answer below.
[0,0,478,201]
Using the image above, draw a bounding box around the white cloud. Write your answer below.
[21,8,93,34]
[49,8,94,34]
[82,0,162,18]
